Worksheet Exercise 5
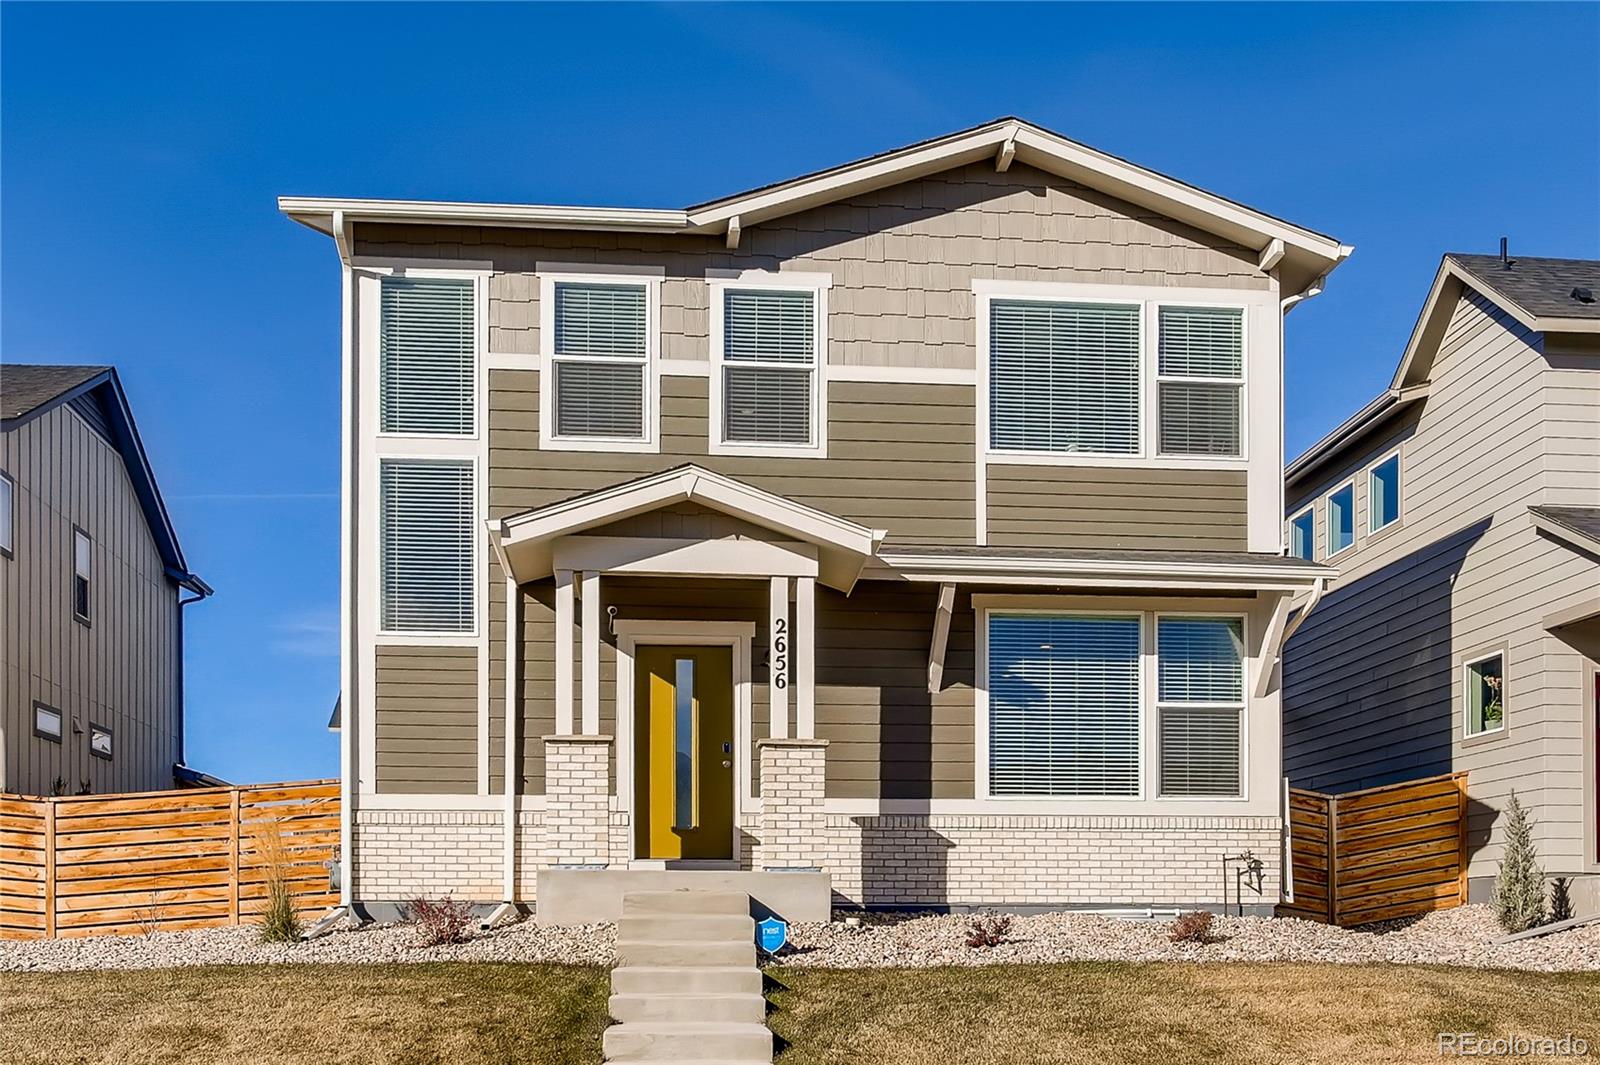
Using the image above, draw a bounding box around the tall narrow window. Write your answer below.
[987,614,1142,797]
[72,528,91,624]
[1157,617,1245,797]
[379,459,474,633]
[1158,306,1244,457]
[1369,454,1401,532]
[673,657,696,830]
[1289,509,1315,561]
[0,470,13,558]
[989,300,1141,454]
[551,281,648,440]
[720,288,818,446]
[379,275,475,435]
[1327,483,1354,555]
[1464,652,1505,736]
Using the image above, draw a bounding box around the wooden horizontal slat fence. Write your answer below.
[1280,771,1468,927]
[0,780,339,940]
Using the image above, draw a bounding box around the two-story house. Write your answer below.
[1,364,212,795]
[281,118,1349,920]
[1282,251,1600,916]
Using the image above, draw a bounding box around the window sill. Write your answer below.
[540,435,660,455]
[708,441,828,460]
[985,450,1248,470]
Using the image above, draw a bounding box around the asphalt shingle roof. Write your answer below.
[1,364,111,421]
[1448,254,1600,322]
[1530,505,1600,546]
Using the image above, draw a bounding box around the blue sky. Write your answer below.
[3,3,1596,784]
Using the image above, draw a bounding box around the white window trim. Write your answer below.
[1288,506,1315,562]
[373,265,487,443]
[1366,447,1404,535]
[707,270,831,459]
[536,270,662,454]
[977,606,1148,802]
[1462,647,1507,739]
[974,278,1259,471]
[1154,301,1249,460]
[374,453,479,640]
[72,526,91,625]
[1325,478,1357,558]
[1153,611,1249,801]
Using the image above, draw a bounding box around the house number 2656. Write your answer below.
[772,617,788,689]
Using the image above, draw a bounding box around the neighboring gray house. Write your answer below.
[0,365,212,795]
[1282,252,1600,914]
[280,117,1351,918]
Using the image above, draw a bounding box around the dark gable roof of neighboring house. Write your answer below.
[0,363,211,596]
[1287,252,1600,490]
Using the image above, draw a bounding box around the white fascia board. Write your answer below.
[868,553,1334,591]
[1530,510,1600,558]
[278,196,688,236]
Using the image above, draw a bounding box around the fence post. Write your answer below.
[1455,774,1469,906]
[1325,793,1339,926]
[43,800,57,940]
[229,788,241,926]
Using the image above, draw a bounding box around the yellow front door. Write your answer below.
[635,645,735,860]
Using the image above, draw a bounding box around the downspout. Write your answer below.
[1281,575,1328,646]
[335,209,357,913]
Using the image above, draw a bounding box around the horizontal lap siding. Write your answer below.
[987,465,1248,550]
[1283,289,1600,874]
[375,646,477,794]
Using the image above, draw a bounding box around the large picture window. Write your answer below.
[717,287,819,448]
[1158,306,1244,457]
[379,459,475,633]
[987,613,1142,797]
[989,300,1141,455]
[379,275,476,435]
[1157,617,1245,797]
[550,281,649,441]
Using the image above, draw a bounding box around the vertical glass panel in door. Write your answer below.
[673,658,695,829]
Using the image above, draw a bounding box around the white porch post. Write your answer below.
[581,571,601,735]
[795,576,815,740]
[554,569,574,734]
[503,575,521,901]
[769,576,790,738]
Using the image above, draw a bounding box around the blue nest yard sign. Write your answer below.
[756,916,788,954]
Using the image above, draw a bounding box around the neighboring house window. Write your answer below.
[987,613,1141,797]
[34,702,62,742]
[1464,652,1505,736]
[1327,483,1354,555]
[1157,306,1244,457]
[989,299,1141,455]
[1157,617,1245,797]
[379,275,476,435]
[0,470,12,558]
[1289,508,1315,561]
[72,528,91,624]
[379,459,474,633]
[90,723,113,760]
[550,281,649,441]
[1369,454,1401,532]
[717,286,820,448]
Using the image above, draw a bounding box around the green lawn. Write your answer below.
[3,961,1598,1065]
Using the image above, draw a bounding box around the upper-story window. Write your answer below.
[1157,306,1244,457]
[1369,453,1401,532]
[379,275,476,435]
[0,470,13,559]
[711,278,826,455]
[72,528,91,624]
[379,459,474,633]
[989,299,1141,455]
[549,280,651,444]
[1289,508,1314,561]
[1327,483,1355,556]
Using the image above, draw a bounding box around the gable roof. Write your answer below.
[1448,254,1600,325]
[280,117,1350,298]
[0,364,211,596]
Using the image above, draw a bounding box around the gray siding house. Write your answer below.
[281,118,1351,916]
[1282,253,1600,914]
[0,365,212,795]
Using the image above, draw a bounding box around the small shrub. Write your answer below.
[1170,910,1215,944]
[1493,790,1545,933]
[256,817,301,944]
[405,895,475,947]
[965,914,1012,948]
[1548,877,1574,925]
[133,890,171,937]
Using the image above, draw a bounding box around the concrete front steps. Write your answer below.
[603,890,772,1064]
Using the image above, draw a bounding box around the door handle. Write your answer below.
[721,760,732,769]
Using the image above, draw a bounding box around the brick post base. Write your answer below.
[758,738,828,871]
[543,735,612,867]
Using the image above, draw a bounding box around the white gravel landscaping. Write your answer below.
[3,904,1597,974]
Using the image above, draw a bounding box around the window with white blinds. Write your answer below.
[1157,616,1244,797]
[380,276,476,435]
[1157,306,1243,457]
[989,300,1141,454]
[551,281,648,440]
[720,288,817,446]
[379,459,474,633]
[987,614,1142,797]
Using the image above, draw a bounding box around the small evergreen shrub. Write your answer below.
[405,895,475,947]
[1548,877,1574,925]
[1492,790,1545,933]
[1170,910,1216,944]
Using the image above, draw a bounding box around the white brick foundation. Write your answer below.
[543,735,613,867]
[353,810,505,901]
[758,739,827,871]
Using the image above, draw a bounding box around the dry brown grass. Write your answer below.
[767,963,1600,1065]
[0,963,609,1065]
